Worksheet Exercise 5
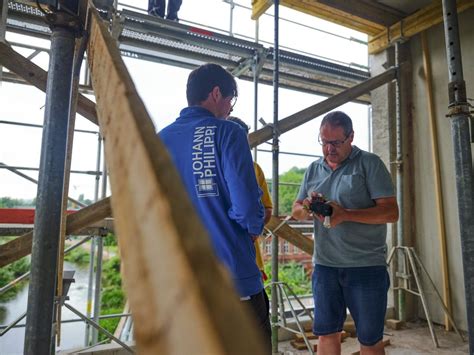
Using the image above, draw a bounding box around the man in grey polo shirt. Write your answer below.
[292,111,398,355]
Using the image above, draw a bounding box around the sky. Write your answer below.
[0,0,369,201]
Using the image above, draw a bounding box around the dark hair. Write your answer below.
[320,111,353,136]
[227,116,250,134]
[186,63,238,106]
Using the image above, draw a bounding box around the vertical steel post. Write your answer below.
[92,235,103,344]
[253,52,259,161]
[92,138,108,343]
[229,0,234,36]
[84,235,96,345]
[0,0,8,82]
[271,1,280,353]
[24,26,76,354]
[0,0,6,42]
[442,1,474,352]
[85,134,102,345]
[395,42,406,322]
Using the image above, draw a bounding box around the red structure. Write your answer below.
[260,220,314,272]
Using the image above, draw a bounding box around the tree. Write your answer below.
[0,197,35,208]
[267,167,306,215]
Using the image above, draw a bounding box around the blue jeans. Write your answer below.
[312,264,390,346]
[148,0,182,20]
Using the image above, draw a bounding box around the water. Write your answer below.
[0,262,92,354]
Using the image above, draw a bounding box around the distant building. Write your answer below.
[260,220,314,272]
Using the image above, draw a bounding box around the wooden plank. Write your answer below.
[385,318,405,330]
[421,32,452,331]
[290,340,316,350]
[266,216,314,255]
[252,0,387,35]
[0,197,112,267]
[249,68,397,149]
[0,41,98,125]
[295,332,319,342]
[316,0,404,27]
[369,0,474,54]
[294,330,348,343]
[251,0,272,20]
[87,7,265,355]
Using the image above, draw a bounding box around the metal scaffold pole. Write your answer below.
[271,0,280,353]
[394,42,406,322]
[23,6,81,354]
[441,0,474,352]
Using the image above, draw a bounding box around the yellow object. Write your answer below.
[253,162,272,273]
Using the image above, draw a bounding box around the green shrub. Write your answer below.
[98,307,123,342]
[0,257,30,301]
[263,261,311,296]
[64,246,90,265]
[98,256,125,342]
[103,233,118,247]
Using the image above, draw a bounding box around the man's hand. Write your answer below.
[292,198,314,221]
[313,201,346,228]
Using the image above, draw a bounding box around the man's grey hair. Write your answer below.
[321,111,353,136]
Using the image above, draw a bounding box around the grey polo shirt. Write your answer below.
[297,146,395,267]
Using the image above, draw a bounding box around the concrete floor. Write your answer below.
[278,320,469,355]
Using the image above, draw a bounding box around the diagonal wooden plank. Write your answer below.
[248,67,397,148]
[266,216,314,256]
[0,41,98,125]
[0,197,112,268]
[87,7,265,355]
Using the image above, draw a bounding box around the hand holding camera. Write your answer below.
[305,193,332,228]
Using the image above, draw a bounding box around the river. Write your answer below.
[0,262,93,354]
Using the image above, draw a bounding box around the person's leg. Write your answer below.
[318,332,342,355]
[360,340,386,355]
[312,265,346,354]
[342,266,390,355]
[148,0,165,17]
[166,0,182,20]
[242,289,271,354]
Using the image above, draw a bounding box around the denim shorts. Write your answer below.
[312,264,390,346]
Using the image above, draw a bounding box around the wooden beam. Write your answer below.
[266,216,314,255]
[0,41,98,125]
[87,7,265,355]
[252,0,388,35]
[251,0,273,20]
[369,0,474,54]
[0,197,112,268]
[249,67,397,148]
[316,0,404,27]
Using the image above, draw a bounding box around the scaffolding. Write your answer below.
[0,0,472,354]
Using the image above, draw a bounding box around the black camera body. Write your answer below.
[309,195,333,217]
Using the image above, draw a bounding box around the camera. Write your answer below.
[309,195,333,217]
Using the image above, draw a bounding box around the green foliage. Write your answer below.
[64,246,90,265]
[101,288,125,309]
[102,256,122,288]
[103,233,118,247]
[98,256,125,342]
[98,307,123,343]
[268,167,306,215]
[0,197,35,208]
[263,261,311,297]
[0,257,30,301]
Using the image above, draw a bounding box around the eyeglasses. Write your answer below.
[318,133,352,148]
[228,96,237,113]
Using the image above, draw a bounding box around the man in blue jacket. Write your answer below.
[159,63,270,352]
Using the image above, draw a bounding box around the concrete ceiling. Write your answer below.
[377,0,435,16]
